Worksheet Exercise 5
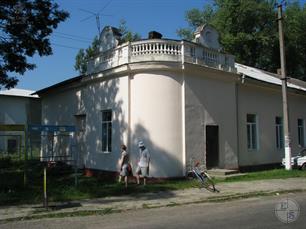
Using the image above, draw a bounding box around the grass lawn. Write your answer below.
[217,168,306,183]
[0,158,305,206]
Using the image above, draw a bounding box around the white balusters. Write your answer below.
[87,39,235,75]
[130,40,182,57]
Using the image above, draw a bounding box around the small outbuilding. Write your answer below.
[0,89,41,155]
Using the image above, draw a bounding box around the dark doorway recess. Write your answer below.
[206,125,219,168]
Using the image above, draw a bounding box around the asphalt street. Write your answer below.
[1,192,305,229]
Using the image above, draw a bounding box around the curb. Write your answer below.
[1,188,305,224]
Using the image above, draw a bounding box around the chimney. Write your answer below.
[148,31,162,39]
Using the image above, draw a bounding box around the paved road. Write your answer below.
[1,193,305,229]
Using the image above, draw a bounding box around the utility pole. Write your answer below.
[277,2,292,170]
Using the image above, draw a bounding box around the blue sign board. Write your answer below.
[28,125,76,132]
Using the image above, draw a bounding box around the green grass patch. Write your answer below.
[0,160,305,206]
[0,160,199,206]
[216,169,306,183]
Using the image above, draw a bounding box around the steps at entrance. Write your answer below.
[208,169,239,176]
[207,169,246,179]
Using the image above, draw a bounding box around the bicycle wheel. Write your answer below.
[201,172,219,193]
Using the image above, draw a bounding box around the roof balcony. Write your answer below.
[86,25,236,75]
[87,39,236,75]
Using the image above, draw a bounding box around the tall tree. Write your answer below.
[177,0,306,81]
[74,20,141,74]
[284,2,306,79]
[0,0,69,89]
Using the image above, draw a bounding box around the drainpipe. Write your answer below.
[235,79,240,170]
[235,74,245,169]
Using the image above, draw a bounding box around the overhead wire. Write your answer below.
[53,34,91,43]
[50,1,114,50]
[53,32,93,41]
[51,42,83,50]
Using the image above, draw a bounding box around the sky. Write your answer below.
[13,0,306,91]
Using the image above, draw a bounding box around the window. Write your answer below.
[7,139,17,153]
[102,110,112,152]
[247,114,258,150]
[190,47,195,57]
[275,117,284,149]
[75,114,86,132]
[298,119,304,147]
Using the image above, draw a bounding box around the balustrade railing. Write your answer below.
[87,39,236,75]
[131,40,181,56]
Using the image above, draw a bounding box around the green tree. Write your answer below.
[177,4,215,41]
[74,20,141,74]
[177,0,306,80]
[284,2,306,79]
[0,0,69,89]
[118,19,141,43]
[74,36,100,76]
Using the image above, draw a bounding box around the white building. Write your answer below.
[35,25,306,177]
[0,89,40,154]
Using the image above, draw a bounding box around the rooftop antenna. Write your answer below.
[79,0,113,34]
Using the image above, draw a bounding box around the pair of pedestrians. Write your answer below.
[118,141,150,188]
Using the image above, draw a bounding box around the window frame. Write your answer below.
[298,118,305,147]
[101,109,112,153]
[246,114,259,151]
[275,116,284,149]
[75,114,86,132]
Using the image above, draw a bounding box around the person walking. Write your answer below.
[118,144,130,188]
[136,141,150,185]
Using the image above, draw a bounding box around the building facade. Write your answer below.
[36,26,306,177]
[0,89,41,155]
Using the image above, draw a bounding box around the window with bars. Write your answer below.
[101,110,112,152]
[247,114,258,150]
[298,119,304,147]
[275,117,284,149]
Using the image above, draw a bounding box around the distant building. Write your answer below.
[0,89,41,155]
[35,25,306,177]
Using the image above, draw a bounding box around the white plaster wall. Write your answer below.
[289,93,306,155]
[81,76,129,172]
[41,88,79,160]
[41,76,129,172]
[41,72,182,177]
[185,70,238,169]
[0,96,29,124]
[238,83,306,166]
[41,89,79,126]
[130,71,183,177]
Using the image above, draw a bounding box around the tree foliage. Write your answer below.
[74,20,141,75]
[118,19,141,43]
[0,0,69,89]
[177,0,306,80]
[74,36,100,76]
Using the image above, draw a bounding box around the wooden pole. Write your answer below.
[43,165,48,208]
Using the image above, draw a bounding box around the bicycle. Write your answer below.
[188,161,219,193]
